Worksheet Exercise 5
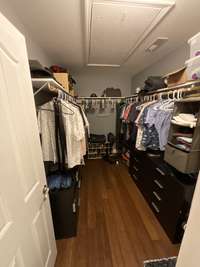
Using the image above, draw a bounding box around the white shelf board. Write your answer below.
[32,78,64,90]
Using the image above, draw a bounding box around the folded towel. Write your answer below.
[177,113,197,122]
[171,119,196,128]
[173,116,196,124]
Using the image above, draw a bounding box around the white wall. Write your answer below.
[0,0,52,67]
[131,44,189,93]
[74,68,131,135]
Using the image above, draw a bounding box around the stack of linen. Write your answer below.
[171,113,197,128]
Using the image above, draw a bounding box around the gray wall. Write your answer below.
[0,0,52,66]
[131,44,189,93]
[74,68,131,135]
[74,68,131,97]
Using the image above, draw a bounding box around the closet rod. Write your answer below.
[145,79,200,95]
[125,94,138,99]
[124,80,200,101]
[77,96,125,99]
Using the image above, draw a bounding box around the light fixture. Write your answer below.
[87,64,120,67]
[146,37,168,52]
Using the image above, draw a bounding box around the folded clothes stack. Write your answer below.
[174,136,193,152]
[172,132,193,138]
[174,144,191,152]
[177,136,193,144]
[171,113,197,128]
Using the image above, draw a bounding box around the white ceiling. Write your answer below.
[89,2,162,65]
[1,0,200,76]
[88,1,173,66]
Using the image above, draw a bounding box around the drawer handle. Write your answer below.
[156,167,165,176]
[154,179,164,189]
[75,171,79,182]
[153,191,162,201]
[78,180,81,189]
[133,166,139,172]
[152,202,160,213]
[133,157,139,163]
[72,202,76,213]
[132,174,138,181]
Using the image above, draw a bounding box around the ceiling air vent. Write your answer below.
[146,37,168,52]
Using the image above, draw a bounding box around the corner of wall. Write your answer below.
[0,1,52,67]
[131,44,189,94]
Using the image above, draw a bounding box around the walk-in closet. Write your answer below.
[1,1,200,267]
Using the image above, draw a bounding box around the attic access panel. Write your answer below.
[86,0,175,67]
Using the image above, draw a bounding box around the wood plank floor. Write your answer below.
[55,160,179,267]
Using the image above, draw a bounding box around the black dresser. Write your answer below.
[129,150,196,243]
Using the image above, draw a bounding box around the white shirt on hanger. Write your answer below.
[61,100,86,168]
[38,101,58,163]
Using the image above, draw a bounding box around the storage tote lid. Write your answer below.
[185,54,200,66]
[188,32,200,44]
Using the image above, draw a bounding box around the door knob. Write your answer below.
[43,185,49,200]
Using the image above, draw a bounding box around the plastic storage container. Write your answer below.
[188,32,200,58]
[185,55,200,80]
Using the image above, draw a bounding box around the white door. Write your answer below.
[0,12,57,267]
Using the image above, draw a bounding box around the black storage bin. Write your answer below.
[164,97,200,173]
[49,180,79,239]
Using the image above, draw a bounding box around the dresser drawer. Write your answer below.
[131,164,151,198]
[131,161,143,182]
[149,193,184,242]
[152,164,182,192]
[130,150,195,243]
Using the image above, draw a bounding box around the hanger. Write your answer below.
[167,91,173,100]
[172,90,179,101]
[177,89,183,100]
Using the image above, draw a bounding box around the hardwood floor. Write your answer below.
[55,160,179,267]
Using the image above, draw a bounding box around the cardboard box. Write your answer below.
[53,73,69,92]
[163,67,188,86]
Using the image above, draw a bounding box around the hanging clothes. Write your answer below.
[38,98,89,169]
[135,101,156,151]
[116,101,139,159]
[60,99,86,168]
[116,102,126,151]
[135,100,174,151]
[38,101,58,163]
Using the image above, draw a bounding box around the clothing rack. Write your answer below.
[146,79,200,94]
[76,96,125,111]
[77,80,200,104]
[77,96,125,99]
[33,78,200,106]
[125,79,200,103]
